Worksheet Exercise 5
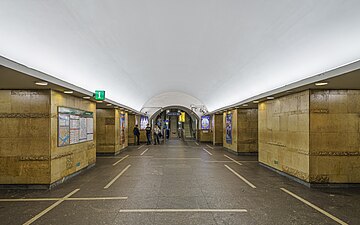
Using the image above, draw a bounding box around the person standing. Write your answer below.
[145,124,152,145]
[153,125,161,145]
[133,124,140,145]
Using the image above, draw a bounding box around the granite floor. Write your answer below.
[0,140,359,225]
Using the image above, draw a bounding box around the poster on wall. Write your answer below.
[120,113,126,144]
[226,113,232,144]
[140,116,149,130]
[201,115,211,130]
[58,107,94,147]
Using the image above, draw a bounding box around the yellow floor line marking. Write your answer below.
[113,155,129,166]
[224,154,243,165]
[96,157,122,159]
[67,197,128,201]
[166,146,195,148]
[23,189,80,225]
[104,165,131,189]
[195,142,199,146]
[119,209,247,213]
[206,144,214,149]
[280,188,348,225]
[140,148,149,156]
[0,198,60,202]
[138,144,145,149]
[152,158,201,160]
[203,160,238,163]
[203,148,213,156]
[224,165,256,189]
[0,197,128,202]
[130,156,153,158]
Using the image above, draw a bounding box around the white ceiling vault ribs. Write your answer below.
[141,91,206,118]
[0,1,360,112]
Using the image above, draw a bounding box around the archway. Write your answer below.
[150,105,200,140]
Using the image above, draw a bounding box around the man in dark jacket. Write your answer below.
[145,124,152,145]
[133,125,140,145]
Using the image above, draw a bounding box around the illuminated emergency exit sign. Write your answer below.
[94,90,105,100]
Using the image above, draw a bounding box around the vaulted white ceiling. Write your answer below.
[1,1,360,112]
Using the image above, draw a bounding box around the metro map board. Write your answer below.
[58,107,94,147]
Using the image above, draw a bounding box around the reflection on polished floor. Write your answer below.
[0,140,359,225]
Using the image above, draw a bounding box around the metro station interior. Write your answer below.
[0,1,360,225]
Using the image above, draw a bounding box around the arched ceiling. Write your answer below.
[142,91,204,117]
[150,105,200,123]
[0,1,360,112]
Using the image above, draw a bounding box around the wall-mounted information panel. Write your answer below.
[58,107,94,147]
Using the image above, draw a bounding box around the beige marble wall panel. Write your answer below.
[259,90,310,181]
[237,109,258,153]
[309,90,360,183]
[128,114,135,145]
[50,90,96,184]
[198,130,212,142]
[96,109,115,154]
[139,130,147,143]
[0,90,51,184]
[212,114,223,145]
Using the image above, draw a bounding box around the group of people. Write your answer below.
[133,124,162,145]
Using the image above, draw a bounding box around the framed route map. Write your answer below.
[58,107,94,147]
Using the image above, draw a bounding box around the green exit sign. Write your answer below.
[94,90,105,100]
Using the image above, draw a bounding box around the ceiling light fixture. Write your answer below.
[106,103,112,106]
[267,97,275,100]
[64,90,73,94]
[35,81,48,86]
[96,100,103,103]
[253,100,259,103]
[242,104,248,107]
[315,82,328,86]
[83,96,91,99]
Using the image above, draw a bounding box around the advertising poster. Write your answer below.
[178,112,185,122]
[201,115,211,130]
[140,116,149,130]
[120,113,126,144]
[226,113,232,144]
